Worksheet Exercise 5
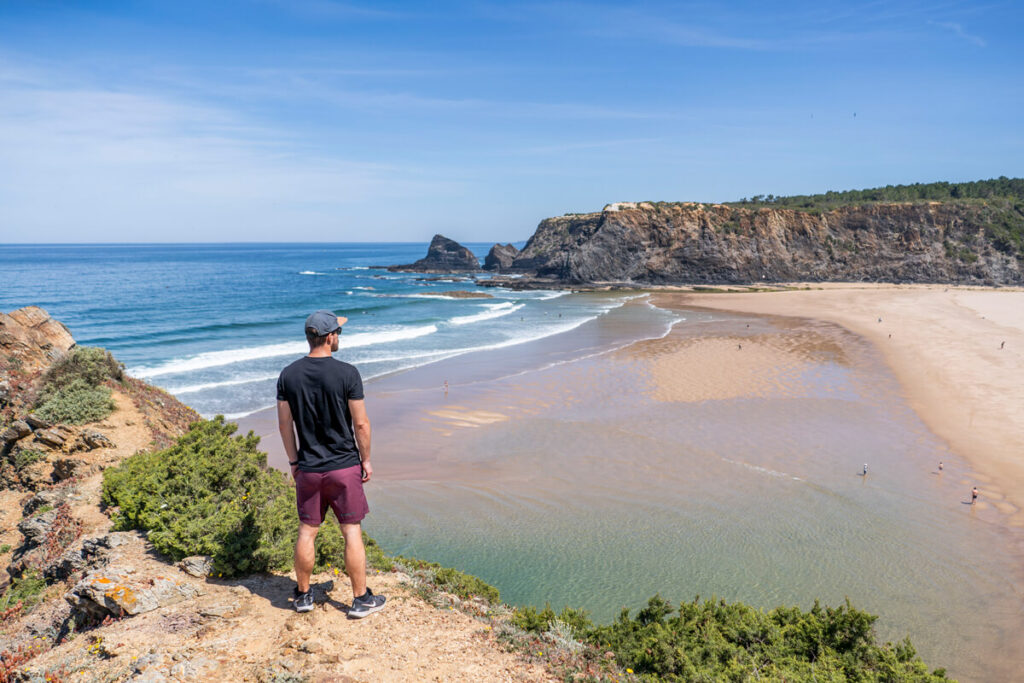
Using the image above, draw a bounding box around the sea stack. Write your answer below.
[389,234,481,273]
[483,243,519,271]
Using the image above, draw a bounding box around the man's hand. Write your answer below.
[361,461,373,482]
[278,400,300,477]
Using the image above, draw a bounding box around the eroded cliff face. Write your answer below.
[511,202,1023,285]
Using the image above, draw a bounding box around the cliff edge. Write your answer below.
[509,201,1022,285]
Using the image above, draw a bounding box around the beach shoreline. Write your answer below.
[668,284,1024,527]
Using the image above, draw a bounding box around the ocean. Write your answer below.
[0,243,639,419]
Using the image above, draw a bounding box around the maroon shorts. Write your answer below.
[295,465,369,526]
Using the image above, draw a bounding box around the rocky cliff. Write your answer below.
[509,201,1023,285]
[389,234,481,272]
[483,243,519,271]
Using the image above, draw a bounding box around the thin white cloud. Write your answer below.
[144,66,674,121]
[930,20,986,46]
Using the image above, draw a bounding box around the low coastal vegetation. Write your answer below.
[724,176,1023,210]
[515,597,948,681]
[99,416,951,681]
[724,177,1024,258]
[34,346,122,425]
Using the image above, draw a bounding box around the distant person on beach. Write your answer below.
[938,461,943,472]
[972,487,979,505]
[1000,341,1005,349]
[863,463,868,476]
[443,380,449,397]
[277,310,386,618]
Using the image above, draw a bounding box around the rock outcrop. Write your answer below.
[389,234,481,272]
[507,202,1023,285]
[0,307,76,372]
[1,307,77,423]
[67,565,204,619]
[483,243,520,271]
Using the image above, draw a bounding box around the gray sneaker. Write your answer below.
[348,588,386,619]
[293,587,314,613]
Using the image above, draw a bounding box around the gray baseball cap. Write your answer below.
[305,310,348,335]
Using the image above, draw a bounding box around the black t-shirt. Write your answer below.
[276,356,365,472]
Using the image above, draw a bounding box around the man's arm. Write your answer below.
[349,398,372,482]
[277,400,299,478]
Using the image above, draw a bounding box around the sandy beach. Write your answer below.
[673,284,1024,526]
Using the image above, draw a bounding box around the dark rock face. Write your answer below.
[389,234,481,272]
[483,243,519,271]
[510,202,1023,285]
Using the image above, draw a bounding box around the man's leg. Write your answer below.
[341,522,366,598]
[294,522,320,593]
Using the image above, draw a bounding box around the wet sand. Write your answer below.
[239,293,1024,682]
[676,285,1024,526]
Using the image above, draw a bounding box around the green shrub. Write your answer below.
[512,603,593,636]
[32,346,124,425]
[101,417,345,577]
[513,603,557,632]
[42,346,123,391]
[34,379,115,425]
[584,595,950,681]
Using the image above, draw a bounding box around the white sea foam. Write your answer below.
[298,271,327,275]
[373,293,496,300]
[164,374,281,395]
[130,324,438,378]
[487,288,568,301]
[449,302,524,326]
[446,315,596,354]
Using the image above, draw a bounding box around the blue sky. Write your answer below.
[1,1,1021,243]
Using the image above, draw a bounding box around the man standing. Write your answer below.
[277,310,386,618]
